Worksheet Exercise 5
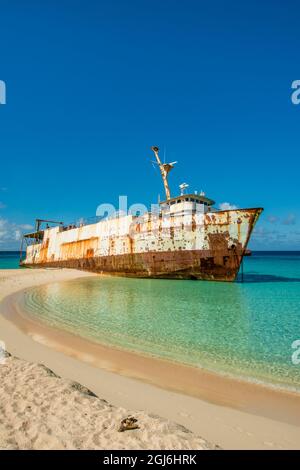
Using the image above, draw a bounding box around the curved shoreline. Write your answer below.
[2,287,300,416]
[14,280,300,396]
[1,268,300,449]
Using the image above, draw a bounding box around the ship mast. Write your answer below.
[151,146,177,201]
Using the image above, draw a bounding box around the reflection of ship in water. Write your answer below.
[21,146,263,281]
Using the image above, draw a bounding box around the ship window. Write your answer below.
[177,200,181,204]
[185,198,189,202]
[170,201,176,205]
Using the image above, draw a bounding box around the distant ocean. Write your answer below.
[17,251,300,392]
[0,251,23,269]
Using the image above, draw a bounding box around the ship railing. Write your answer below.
[61,215,105,231]
[62,204,222,231]
[61,211,134,231]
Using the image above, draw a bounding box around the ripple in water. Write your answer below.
[22,253,300,391]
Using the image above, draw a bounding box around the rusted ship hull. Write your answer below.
[22,250,242,281]
[21,207,263,281]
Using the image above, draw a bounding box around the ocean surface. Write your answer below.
[0,251,22,269]
[6,251,300,391]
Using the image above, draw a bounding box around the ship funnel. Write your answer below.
[151,146,176,200]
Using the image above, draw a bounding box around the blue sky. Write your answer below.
[0,0,299,249]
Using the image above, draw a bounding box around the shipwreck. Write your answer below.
[20,146,263,281]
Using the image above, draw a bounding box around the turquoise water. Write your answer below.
[22,252,300,391]
[0,251,22,269]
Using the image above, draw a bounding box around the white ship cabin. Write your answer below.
[160,194,215,215]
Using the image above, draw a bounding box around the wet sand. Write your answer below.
[0,269,300,449]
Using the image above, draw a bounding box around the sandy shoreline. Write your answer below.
[1,269,300,449]
[1,352,215,450]
[5,289,300,425]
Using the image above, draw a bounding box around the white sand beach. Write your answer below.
[0,353,214,450]
[0,268,300,450]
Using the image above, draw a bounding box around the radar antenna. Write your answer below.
[179,183,189,195]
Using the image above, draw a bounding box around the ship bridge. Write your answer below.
[160,193,215,215]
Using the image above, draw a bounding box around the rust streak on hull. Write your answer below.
[24,248,244,281]
[21,207,263,282]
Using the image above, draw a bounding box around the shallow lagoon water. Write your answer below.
[22,252,300,390]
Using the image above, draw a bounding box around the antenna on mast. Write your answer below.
[179,183,189,195]
[151,146,177,201]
